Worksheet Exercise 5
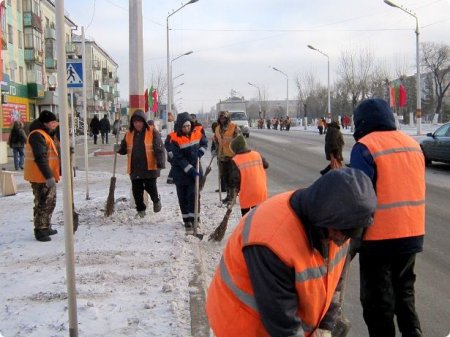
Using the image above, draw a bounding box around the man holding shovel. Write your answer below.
[164,112,208,234]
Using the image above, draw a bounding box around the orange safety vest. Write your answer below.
[24,130,60,183]
[215,123,237,158]
[232,150,267,209]
[358,131,425,240]
[125,127,157,174]
[170,126,204,149]
[206,192,348,337]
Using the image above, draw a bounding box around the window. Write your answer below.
[19,66,24,83]
[10,67,15,82]
[8,24,13,44]
[18,30,22,49]
[17,0,21,12]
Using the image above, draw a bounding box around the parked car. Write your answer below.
[419,122,450,165]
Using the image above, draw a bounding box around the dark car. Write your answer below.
[419,122,450,165]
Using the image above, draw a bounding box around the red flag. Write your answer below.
[399,84,407,108]
[144,89,149,112]
[151,88,158,113]
[389,85,396,108]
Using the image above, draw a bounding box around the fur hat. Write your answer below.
[39,110,57,123]
[230,134,249,154]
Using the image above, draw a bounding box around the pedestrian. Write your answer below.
[214,110,240,203]
[320,120,345,175]
[206,168,377,337]
[229,134,269,216]
[89,115,100,144]
[285,116,291,131]
[23,110,60,242]
[115,110,164,218]
[7,121,27,170]
[100,114,111,144]
[350,98,425,337]
[112,118,121,138]
[165,112,208,233]
[317,118,324,134]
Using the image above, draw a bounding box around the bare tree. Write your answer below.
[421,42,450,122]
[295,70,326,119]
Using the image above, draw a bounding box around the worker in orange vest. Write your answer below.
[206,168,377,337]
[350,98,425,337]
[24,110,60,242]
[229,134,269,216]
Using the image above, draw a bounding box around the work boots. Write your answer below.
[34,229,51,242]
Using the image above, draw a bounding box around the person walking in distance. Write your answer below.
[115,110,165,218]
[8,121,27,170]
[100,114,111,144]
[320,120,345,175]
[165,112,208,233]
[23,110,60,242]
[350,98,425,337]
[229,134,269,216]
[89,115,100,144]
[206,168,377,337]
[214,110,240,203]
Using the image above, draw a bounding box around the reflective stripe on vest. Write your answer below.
[359,131,425,240]
[207,193,348,337]
[232,151,267,209]
[125,127,156,174]
[23,130,60,183]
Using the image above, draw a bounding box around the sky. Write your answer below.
[63,0,450,114]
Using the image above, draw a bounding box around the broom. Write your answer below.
[104,132,120,217]
[208,192,237,242]
[199,153,216,191]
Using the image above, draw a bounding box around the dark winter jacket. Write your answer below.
[89,116,101,135]
[27,119,60,180]
[117,110,165,179]
[350,98,423,256]
[165,112,208,186]
[324,121,344,161]
[8,122,27,148]
[100,116,111,133]
[243,168,377,336]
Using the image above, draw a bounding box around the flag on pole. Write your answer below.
[399,84,407,108]
[389,85,396,108]
[144,88,149,112]
[151,88,158,113]
[148,85,154,112]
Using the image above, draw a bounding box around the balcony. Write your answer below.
[66,43,78,55]
[23,12,43,32]
[45,58,57,69]
[24,49,44,64]
[114,90,120,98]
[93,60,101,70]
[44,27,56,40]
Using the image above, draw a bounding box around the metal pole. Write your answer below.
[166,16,170,129]
[82,26,89,200]
[286,76,289,117]
[415,18,421,135]
[55,1,78,336]
[327,56,331,120]
[70,90,76,177]
[129,0,145,115]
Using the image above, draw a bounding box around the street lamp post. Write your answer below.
[166,0,198,127]
[308,44,331,121]
[171,51,192,114]
[384,0,421,135]
[248,82,262,117]
[272,67,289,116]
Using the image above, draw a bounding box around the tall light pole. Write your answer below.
[166,0,198,127]
[171,51,192,113]
[384,0,421,135]
[272,67,289,116]
[308,44,331,120]
[248,82,262,117]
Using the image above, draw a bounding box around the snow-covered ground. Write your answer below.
[0,121,443,337]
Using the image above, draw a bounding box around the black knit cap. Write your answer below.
[39,110,57,123]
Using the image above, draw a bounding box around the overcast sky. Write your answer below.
[64,0,450,114]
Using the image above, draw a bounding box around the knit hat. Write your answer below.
[129,109,149,131]
[39,110,57,123]
[230,134,249,154]
[353,98,396,141]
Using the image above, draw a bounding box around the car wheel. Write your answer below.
[421,147,432,166]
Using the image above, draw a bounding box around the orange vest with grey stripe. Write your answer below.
[125,127,157,174]
[358,130,425,240]
[232,150,267,209]
[24,130,60,183]
[215,122,237,158]
[206,192,348,337]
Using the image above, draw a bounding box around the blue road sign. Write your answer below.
[66,60,83,88]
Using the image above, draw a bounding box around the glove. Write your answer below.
[189,169,199,178]
[211,149,217,157]
[312,329,332,337]
[113,143,121,152]
[46,177,56,188]
[198,149,205,158]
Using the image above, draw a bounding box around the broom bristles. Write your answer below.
[104,176,116,217]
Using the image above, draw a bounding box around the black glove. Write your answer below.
[189,169,199,178]
[46,177,56,188]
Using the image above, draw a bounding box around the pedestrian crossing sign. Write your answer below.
[66,60,83,88]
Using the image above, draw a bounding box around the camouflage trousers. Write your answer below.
[31,182,56,230]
